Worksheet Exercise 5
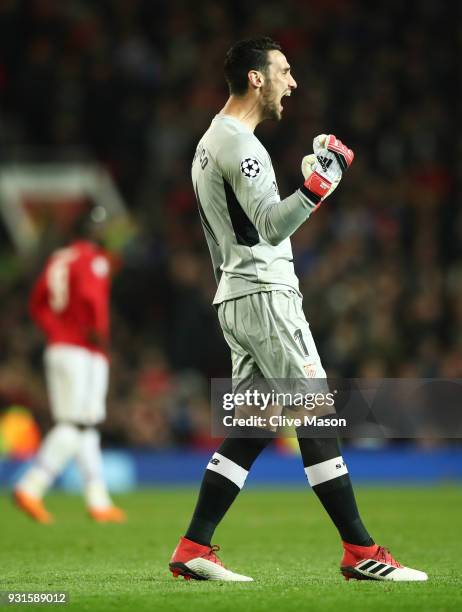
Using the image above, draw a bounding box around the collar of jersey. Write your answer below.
[214,113,253,134]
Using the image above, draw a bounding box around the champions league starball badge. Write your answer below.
[240,158,261,179]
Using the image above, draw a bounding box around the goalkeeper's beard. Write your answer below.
[261,81,281,121]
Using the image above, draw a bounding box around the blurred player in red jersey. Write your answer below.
[14,207,126,524]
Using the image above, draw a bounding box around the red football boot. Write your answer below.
[341,541,427,581]
[169,536,253,581]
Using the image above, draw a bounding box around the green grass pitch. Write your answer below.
[1,486,461,611]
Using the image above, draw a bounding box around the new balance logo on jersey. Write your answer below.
[210,458,220,466]
[317,155,333,173]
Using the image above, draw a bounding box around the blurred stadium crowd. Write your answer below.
[0,0,459,449]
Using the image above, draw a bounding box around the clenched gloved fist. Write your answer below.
[301,134,354,207]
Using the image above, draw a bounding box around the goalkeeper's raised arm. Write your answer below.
[218,132,354,247]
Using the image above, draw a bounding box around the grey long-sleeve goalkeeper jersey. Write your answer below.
[192,114,317,305]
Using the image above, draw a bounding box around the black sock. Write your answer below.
[185,430,272,546]
[297,430,374,547]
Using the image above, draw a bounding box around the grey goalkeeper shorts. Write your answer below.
[217,289,327,382]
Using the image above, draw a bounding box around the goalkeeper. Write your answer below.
[169,37,427,583]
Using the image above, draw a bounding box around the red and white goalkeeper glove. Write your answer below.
[300,134,354,206]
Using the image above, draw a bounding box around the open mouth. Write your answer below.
[280,90,291,111]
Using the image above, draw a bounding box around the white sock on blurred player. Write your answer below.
[16,423,81,499]
[76,427,112,509]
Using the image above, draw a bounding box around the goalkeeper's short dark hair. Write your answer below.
[224,37,282,96]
